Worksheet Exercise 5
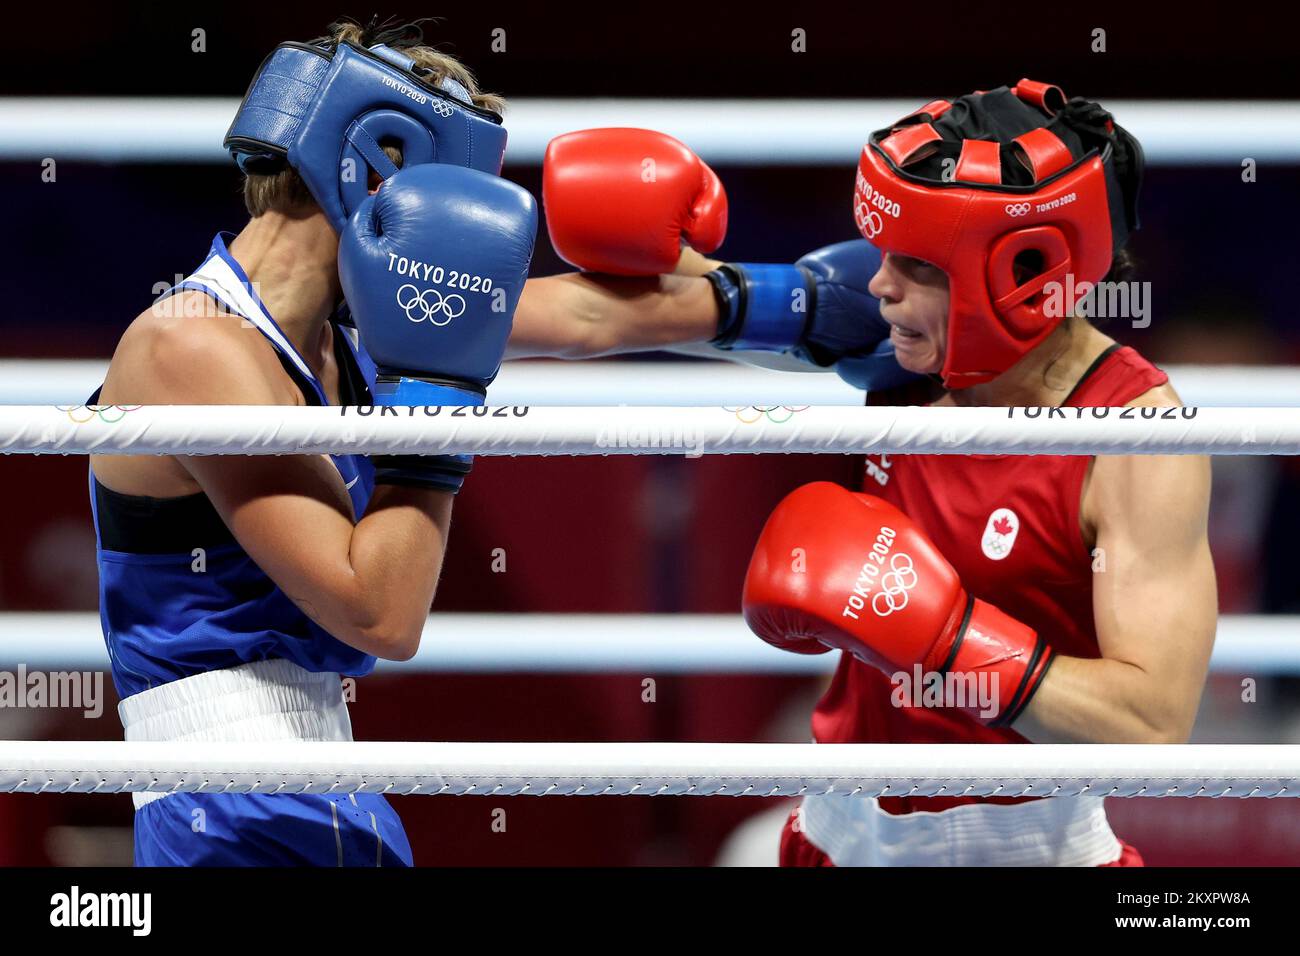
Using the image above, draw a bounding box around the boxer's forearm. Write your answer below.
[1011,653,1195,744]
[506,272,718,359]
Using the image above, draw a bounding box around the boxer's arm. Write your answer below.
[506,252,815,369]
[130,318,451,662]
[664,248,826,370]
[507,266,836,372]
[1012,450,1216,743]
[506,270,718,359]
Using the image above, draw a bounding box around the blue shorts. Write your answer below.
[133,792,413,866]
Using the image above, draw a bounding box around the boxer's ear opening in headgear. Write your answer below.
[852,80,1143,389]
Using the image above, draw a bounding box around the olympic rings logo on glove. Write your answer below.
[397,284,467,326]
[1004,202,1032,217]
[871,552,919,617]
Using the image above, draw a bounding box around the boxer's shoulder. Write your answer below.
[104,294,293,405]
[1124,378,1184,409]
[93,297,301,497]
[1080,423,1211,547]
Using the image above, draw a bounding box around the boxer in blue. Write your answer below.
[89,18,536,865]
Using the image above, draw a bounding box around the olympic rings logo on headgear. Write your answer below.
[1004,202,1032,217]
[396,284,467,326]
[57,404,143,424]
[871,552,919,617]
[723,405,811,424]
[855,203,885,239]
[431,100,455,119]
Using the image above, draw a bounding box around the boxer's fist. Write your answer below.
[339,164,537,494]
[742,482,1053,726]
[708,239,919,393]
[543,127,727,275]
[339,163,537,405]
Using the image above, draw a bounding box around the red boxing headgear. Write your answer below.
[853,80,1142,389]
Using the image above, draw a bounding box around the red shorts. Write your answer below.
[778,809,1144,867]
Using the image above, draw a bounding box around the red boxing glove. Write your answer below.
[743,482,1054,727]
[542,127,727,275]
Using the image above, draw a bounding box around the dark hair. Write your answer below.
[1103,246,1138,284]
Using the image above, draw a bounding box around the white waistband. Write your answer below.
[799,793,1122,867]
[119,658,354,809]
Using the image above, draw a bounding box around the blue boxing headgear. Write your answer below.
[224,38,508,233]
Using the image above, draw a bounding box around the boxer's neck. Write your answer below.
[946,318,1117,408]
[228,208,341,361]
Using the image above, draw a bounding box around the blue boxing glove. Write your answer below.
[339,163,538,492]
[707,239,918,393]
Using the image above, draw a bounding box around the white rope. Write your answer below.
[5,359,1299,408]
[5,612,1297,674]
[0,405,1293,457]
[2,97,1295,165]
[1,742,1296,798]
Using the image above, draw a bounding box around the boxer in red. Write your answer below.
[515,81,1215,866]
[739,82,1216,866]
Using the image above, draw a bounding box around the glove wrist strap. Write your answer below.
[940,597,1055,727]
[372,374,485,408]
[370,373,484,494]
[708,263,812,353]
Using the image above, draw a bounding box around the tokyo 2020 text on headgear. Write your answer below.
[854,79,1144,389]
[224,23,508,234]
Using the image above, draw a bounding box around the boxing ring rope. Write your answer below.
[2,97,1297,165]
[2,742,1298,799]
[4,360,1300,407]
[2,404,1297,457]
[2,612,1296,674]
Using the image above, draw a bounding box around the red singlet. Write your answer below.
[814,345,1169,815]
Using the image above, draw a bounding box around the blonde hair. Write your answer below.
[241,19,504,219]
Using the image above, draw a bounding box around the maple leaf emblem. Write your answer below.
[992,516,1015,536]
